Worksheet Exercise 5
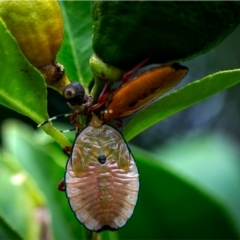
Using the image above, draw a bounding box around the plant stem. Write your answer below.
[41,122,72,147]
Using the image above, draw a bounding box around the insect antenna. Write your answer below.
[60,128,76,133]
[37,113,72,128]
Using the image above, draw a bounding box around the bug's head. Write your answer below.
[63,82,87,107]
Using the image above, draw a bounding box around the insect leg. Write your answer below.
[122,52,152,83]
[58,179,65,192]
[98,72,111,101]
[113,118,124,128]
[62,146,72,157]
[89,88,116,112]
[89,71,118,112]
[57,146,72,191]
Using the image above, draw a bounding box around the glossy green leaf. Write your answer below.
[1,120,80,240]
[117,143,240,239]
[0,19,48,124]
[2,119,240,239]
[0,151,46,240]
[57,1,93,89]
[0,19,71,148]
[155,133,240,233]
[0,214,23,240]
[101,231,119,240]
[2,120,118,240]
[123,69,240,141]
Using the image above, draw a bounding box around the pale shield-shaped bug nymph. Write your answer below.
[65,114,139,232]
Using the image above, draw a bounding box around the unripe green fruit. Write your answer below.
[92,2,240,69]
[89,54,125,82]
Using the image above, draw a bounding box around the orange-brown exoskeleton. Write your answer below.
[65,114,139,232]
[90,62,188,122]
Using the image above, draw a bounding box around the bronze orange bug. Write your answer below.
[89,55,188,122]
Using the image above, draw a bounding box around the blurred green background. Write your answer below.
[0,2,240,240]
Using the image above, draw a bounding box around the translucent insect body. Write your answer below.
[65,114,139,231]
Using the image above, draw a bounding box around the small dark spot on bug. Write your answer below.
[128,101,138,107]
[98,155,106,164]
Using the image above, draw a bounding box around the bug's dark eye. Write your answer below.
[63,82,86,106]
[98,155,106,164]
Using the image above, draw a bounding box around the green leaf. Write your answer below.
[57,1,93,90]
[117,144,240,239]
[2,120,121,240]
[0,214,23,240]
[101,231,119,240]
[2,120,80,240]
[2,120,240,239]
[0,19,48,124]
[0,19,70,147]
[155,133,240,234]
[0,151,47,240]
[123,69,240,141]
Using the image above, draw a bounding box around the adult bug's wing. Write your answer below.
[104,63,188,121]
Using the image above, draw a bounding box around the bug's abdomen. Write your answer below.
[65,152,139,232]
